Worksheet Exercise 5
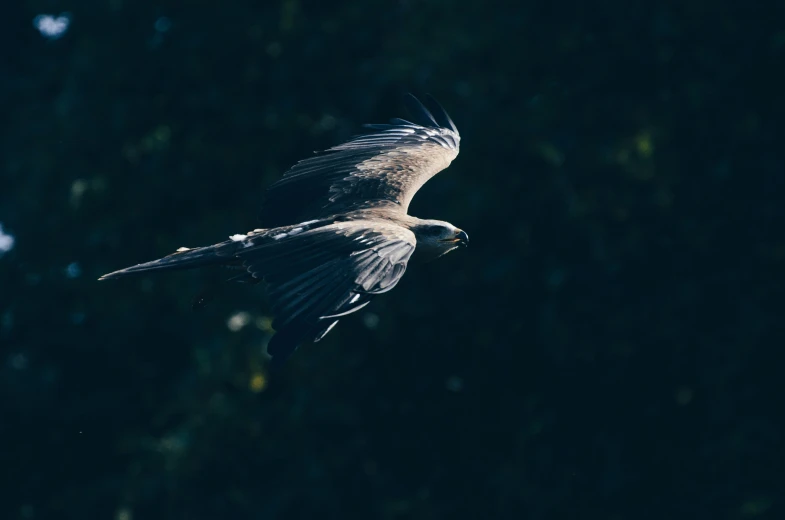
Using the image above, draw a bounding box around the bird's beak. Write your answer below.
[439,230,469,247]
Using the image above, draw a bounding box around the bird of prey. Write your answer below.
[100,94,468,367]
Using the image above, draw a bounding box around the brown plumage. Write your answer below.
[100,94,468,367]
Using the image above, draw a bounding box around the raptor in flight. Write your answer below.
[100,94,468,367]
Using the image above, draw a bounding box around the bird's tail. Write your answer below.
[98,242,236,281]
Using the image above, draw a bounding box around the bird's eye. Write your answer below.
[426,227,443,236]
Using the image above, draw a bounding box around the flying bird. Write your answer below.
[100,94,467,367]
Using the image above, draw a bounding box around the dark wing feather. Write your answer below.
[259,95,460,227]
[99,216,415,367]
[234,221,416,367]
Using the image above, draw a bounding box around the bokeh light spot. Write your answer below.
[227,311,252,332]
[0,224,15,255]
[249,372,267,393]
[33,13,71,40]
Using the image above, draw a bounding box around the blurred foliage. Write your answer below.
[1,0,784,519]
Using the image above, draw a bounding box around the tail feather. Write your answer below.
[99,244,233,280]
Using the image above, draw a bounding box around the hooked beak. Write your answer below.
[438,229,469,247]
[454,230,469,247]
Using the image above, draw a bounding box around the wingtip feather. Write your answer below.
[403,93,440,128]
[424,93,459,133]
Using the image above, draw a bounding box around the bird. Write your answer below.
[100,94,468,368]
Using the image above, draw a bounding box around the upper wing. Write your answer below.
[259,94,460,227]
[234,220,416,367]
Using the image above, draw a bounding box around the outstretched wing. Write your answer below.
[235,220,416,367]
[99,217,416,367]
[259,94,460,227]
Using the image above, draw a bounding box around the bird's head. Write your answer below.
[410,219,468,261]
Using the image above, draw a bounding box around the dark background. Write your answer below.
[1,1,783,519]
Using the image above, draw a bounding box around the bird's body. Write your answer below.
[101,94,467,367]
